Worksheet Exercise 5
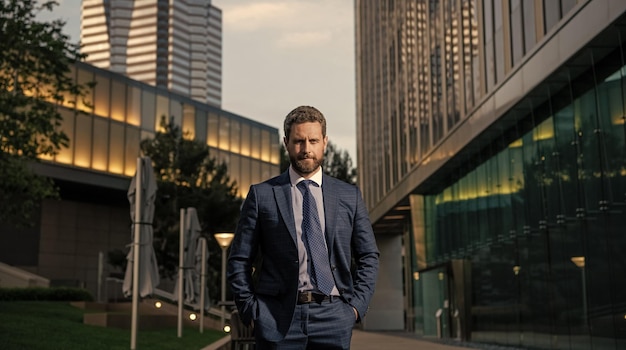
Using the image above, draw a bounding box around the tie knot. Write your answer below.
[297,180,313,195]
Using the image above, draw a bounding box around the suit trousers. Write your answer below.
[255,297,356,350]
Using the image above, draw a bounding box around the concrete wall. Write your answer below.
[18,198,130,299]
[362,234,404,330]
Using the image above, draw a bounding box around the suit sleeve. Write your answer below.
[350,186,379,321]
[227,185,259,326]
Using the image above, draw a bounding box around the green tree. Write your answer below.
[0,0,86,227]
[280,140,357,184]
[140,116,242,300]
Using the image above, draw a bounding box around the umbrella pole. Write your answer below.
[199,238,207,333]
[177,208,185,338]
[131,157,143,350]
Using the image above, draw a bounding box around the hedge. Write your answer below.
[0,287,93,301]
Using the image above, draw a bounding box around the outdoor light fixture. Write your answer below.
[214,232,235,331]
[154,301,162,309]
[571,256,585,268]
[189,313,197,321]
[223,324,231,333]
[214,232,235,248]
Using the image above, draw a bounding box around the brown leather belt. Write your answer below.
[297,291,331,304]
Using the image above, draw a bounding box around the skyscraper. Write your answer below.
[81,0,222,107]
[357,1,626,349]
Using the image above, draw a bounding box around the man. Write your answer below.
[227,105,379,349]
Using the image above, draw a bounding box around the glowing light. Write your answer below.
[223,325,231,333]
[189,313,197,321]
[154,301,162,309]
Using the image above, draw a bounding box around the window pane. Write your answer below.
[125,126,140,176]
[230,119,241,153]
[74,114,92,168]
[207,113,218,148]
[109,122,125,174]
[92,117,109,171]
[141,89,156,131]
[182,104,195,140]
[219,115,230,150]
[56,109,75,164]
[76,68,94,113]
[110,79,126,122]
[156,94,169,131]
[126,85,141,126]
[195,109,207,142]
[94,75,110,118]
[240,123,251,157]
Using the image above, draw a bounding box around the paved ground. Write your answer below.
[203,329,528,350]
[350,330,473,350]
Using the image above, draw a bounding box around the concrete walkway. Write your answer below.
[203,330,476,350]
[351,330,474,350]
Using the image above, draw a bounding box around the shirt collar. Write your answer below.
[289,166,323,187]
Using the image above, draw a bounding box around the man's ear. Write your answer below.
[283,136,288,147]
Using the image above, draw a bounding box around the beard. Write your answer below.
[290,153,324,175]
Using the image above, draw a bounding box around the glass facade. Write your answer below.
[417,61,626,348]
[47,62,280,198]
[356,0,626,348]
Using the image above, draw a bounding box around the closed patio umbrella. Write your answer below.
[173,207,204,306]
[123,156,160,298]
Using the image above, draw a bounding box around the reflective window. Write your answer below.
[125,126,140,176]
[141,89,156,131]
[219,115,230,150]
[510,0,524,65]
[110,79,126,122]
[74,114,92,168]
[156,94,169,130]
[230,119,241,153]
[94,75,110,118]
[108,122,124,174]
[92,118,109,171]
[522,0,536,54]
[207,113,218,148]
[240,123,251,157]
[194,108,207,142]
[76,68,94,112]
[543,0,561,33]
[178,104,194,140]
[56,109,75,164]
[126,85,141,126]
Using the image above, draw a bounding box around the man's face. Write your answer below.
[284,122,328,177]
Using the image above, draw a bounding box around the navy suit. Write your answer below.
[227,171,379,343]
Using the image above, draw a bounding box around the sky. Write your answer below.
[39,0,358,161]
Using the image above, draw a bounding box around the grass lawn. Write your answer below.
[0,301,225,350]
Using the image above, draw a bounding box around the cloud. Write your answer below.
[223,2,297,31]
[276,30,332,49]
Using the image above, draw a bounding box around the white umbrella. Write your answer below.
[174,208,210,337]
[123,157,160,298]
[173,207,203,306]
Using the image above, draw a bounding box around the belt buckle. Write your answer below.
[299,291,314,304]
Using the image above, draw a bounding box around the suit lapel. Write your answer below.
[321,174,338,252]
[274,172,297,245]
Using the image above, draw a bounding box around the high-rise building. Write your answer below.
[80,0,222,107]
[356,1,626,349]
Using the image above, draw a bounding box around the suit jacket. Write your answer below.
[227,171,379,342]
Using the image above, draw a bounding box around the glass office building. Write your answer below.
[356,1,626,349]
[2,61,280,298]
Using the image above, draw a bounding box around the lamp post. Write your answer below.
[214,232,235,331]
